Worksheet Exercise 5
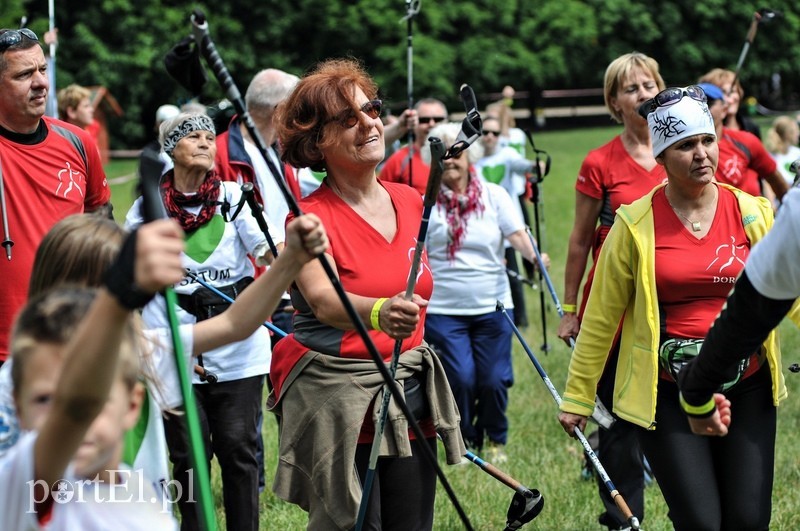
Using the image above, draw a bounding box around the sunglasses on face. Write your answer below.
[335,99,383,128]
[637,85,707,119]
[483,130,501,137]
[419,116,446,125]
[0,28,38,52]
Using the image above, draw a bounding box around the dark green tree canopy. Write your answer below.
[5,0,800,147]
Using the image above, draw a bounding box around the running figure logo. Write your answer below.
[719,156,744,187]
[55,161,85,199]
[706,235,747,274]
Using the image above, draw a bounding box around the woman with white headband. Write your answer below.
[558,86,784,530]
[125,112,278,531]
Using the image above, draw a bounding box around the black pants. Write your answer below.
[637,365,775,531]
[595,344,645,530]
[596,419,645,530]
[353,438,437,531]
[163,374,264,531]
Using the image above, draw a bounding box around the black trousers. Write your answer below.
[163,374,264,531]
[637,365,775,531]
[353,438,437,531]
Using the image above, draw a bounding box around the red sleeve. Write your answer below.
[79,129,110,211]
[575,142,610,200]
[378,147,407,184]
[743,132,778,177]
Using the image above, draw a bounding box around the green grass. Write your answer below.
[106,126,800,530]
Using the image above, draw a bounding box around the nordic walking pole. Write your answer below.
[522,227,615,428]
[184,271,287,337]
[458,446,544,530]
[521,129,552,352]
[186,11,473,528]
[729,8,782,95]
[139,152,217,531]
[0,162,12,260]
[497,302,639,530]
[355,84,482,531]
[402,0,420,190]
[354,137,444,531]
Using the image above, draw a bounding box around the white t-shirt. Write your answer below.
[0,432,178,530]
[426,182,524,315]
[746,187,800,299]
[126,181,277,382]
[770,145,800,185]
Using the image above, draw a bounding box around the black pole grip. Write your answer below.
[139,150,167,223]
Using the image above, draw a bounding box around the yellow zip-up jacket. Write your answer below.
[560,182,784,429]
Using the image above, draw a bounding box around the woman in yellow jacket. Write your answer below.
[559,86,783,531]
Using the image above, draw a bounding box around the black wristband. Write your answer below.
[103,229,157,310]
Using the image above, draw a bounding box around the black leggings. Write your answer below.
[636,365,775,531]
[353,438,437,531]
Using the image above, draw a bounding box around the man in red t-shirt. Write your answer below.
[0,28,110,364]
[379,98,448,195]
[699,82,788,201]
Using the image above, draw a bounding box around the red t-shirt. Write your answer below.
[379,145,430,195]
[0,117,109,360]
[716,128,777,197]
[575,135,667,314]
[270,180,433,398]
[653,185,749,339]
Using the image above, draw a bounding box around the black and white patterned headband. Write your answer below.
[162,114,216,158]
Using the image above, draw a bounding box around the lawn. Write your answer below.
[107,125,800,530]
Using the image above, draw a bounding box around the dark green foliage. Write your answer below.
[3,0,800,148]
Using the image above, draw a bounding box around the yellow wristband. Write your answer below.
[561,304,577,314]
[371,298,388,332]
[679,393,716,417]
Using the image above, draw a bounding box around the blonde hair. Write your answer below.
[604,52,665,123]
[57,84,91,120]
[764,116,799,155]
[29,214,125,298]
[699,68,743,99]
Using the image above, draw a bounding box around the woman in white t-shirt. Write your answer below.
[764,115,800,185]
[421,122,547,464]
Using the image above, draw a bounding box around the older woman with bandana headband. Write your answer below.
[558,87,783,530]
[126,112,279,531]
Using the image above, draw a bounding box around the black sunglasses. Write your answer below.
[483,130,501,137]
[419,115,446,125]
[638,85,706,119]
[335,99,383,128]
[0,28,38,52]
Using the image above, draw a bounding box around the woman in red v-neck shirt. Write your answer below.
[269,58,464,530]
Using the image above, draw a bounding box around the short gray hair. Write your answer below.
[419,122,484,166]
[245,68,300,114]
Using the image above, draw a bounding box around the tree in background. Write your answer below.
[4,0,800,149]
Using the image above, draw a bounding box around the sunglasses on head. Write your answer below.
[638,85,707,119]
[0,28,38,53]
[335,99,383,128]
[419,115,446,125]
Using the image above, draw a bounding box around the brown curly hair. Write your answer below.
[275,58,378,172]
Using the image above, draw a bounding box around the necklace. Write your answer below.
[665,185,717,233]
[673,210,702,232]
